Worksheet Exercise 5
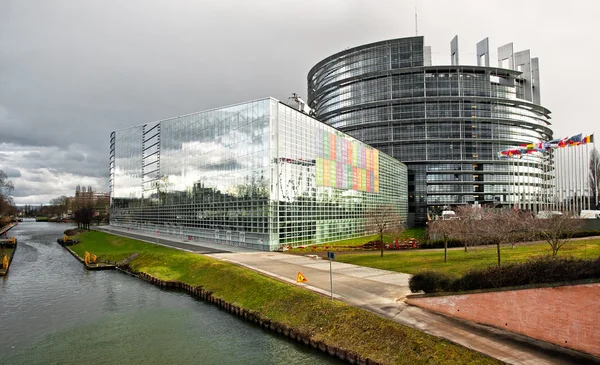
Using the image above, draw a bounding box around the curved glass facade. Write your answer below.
[110,98,408,250]
[308,36,553,225]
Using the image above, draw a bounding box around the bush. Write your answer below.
[409,271,454,293]
[570,230,600,239]
[64,228,87,236]
[411,256,600,294]
[419,239,464,249]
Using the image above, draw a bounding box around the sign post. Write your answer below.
[327,251,335,300]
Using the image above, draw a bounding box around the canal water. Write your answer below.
[0,222,340,364]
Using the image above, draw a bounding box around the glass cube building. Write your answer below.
[109,98,408,251]
[307,36,553,226]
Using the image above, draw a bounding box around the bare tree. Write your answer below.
[93,213,105,226]
[534,213,583,256]
[590,147,600,209]
[50,195,69,217]
[453,206,535,266]
[453,205,484,252]
[364,205,404,257]
[477,208,536,266]
[0,170,16,219]
[427,218,460,262]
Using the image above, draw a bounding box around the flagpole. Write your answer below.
[513,156,517,210]
[544,152,548,211]
[510,157,514,208]
[561,146,566,212]
[581,141,585,212]
[586,141,590,210]
[553,149,556,210]
[569,146,577,213]
[580,142,584,211]
[579,140,584,212]
[592,133,599,209]
[572,142,576,213]
[519,157,523,211]
[575,144,581,214]
[567,143,571,213]
[559,147,563,212]
[566,144,570,212]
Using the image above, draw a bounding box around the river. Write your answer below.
[0,222,340,364]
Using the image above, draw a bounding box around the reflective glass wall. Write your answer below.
[110,98,408,250]
[308,37,553,226]
[273,102,407,247]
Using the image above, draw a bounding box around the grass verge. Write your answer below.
[70,231,498,365]
[336,239,600,276]
[1,247,13,261]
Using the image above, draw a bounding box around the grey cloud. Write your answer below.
[24,151,41,159]
[3,167,21,178]
[65,150,85,162]
[1,0,599,203]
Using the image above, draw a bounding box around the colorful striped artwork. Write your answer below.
[315,129,380,192]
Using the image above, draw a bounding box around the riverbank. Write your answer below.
[0,247,16,276]
[70,231,498,365]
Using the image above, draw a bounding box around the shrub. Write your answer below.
[418,239,464,249]
[570,230,600,239]
[454,256,600,292]
[64,228,87,236]
[412,256,600,293]
[409,271,454,293]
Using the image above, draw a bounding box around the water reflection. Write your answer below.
[0,222,339,364]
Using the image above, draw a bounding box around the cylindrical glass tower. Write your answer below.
[308,36,553,226]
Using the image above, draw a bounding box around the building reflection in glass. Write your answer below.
[110,98,407,251]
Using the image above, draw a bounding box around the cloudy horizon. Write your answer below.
[1,0,598,205]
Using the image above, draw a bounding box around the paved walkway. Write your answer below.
[96,226,597,365]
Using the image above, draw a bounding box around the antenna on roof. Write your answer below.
[415,7,418,35]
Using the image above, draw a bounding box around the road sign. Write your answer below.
[327,252,335,299]
[296,272,308,283]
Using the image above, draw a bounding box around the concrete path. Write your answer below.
[209,251,594,365]
[95,227,597,365]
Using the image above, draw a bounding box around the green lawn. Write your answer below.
[336,239,600,277]
[69,231,498,365]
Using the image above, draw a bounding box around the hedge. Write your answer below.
[419,230,600,250]
[410,256,600,293]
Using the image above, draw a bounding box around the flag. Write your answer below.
[583,134,594,144]
[557,137,568,148]
[567,133,583,146]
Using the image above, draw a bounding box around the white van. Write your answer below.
[537,211,563,219]
[580,210,600,219]
[441,211,459,220]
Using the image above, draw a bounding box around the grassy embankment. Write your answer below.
[0,248,13,261]
[70,231,498,365]
[336,239,600,276]
[287,228,425,252]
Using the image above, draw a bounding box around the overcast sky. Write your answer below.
[1,0,598,205]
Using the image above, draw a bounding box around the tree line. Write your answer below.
[428,206,583,266]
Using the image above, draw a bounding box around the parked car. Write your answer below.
[580,210,600,219]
